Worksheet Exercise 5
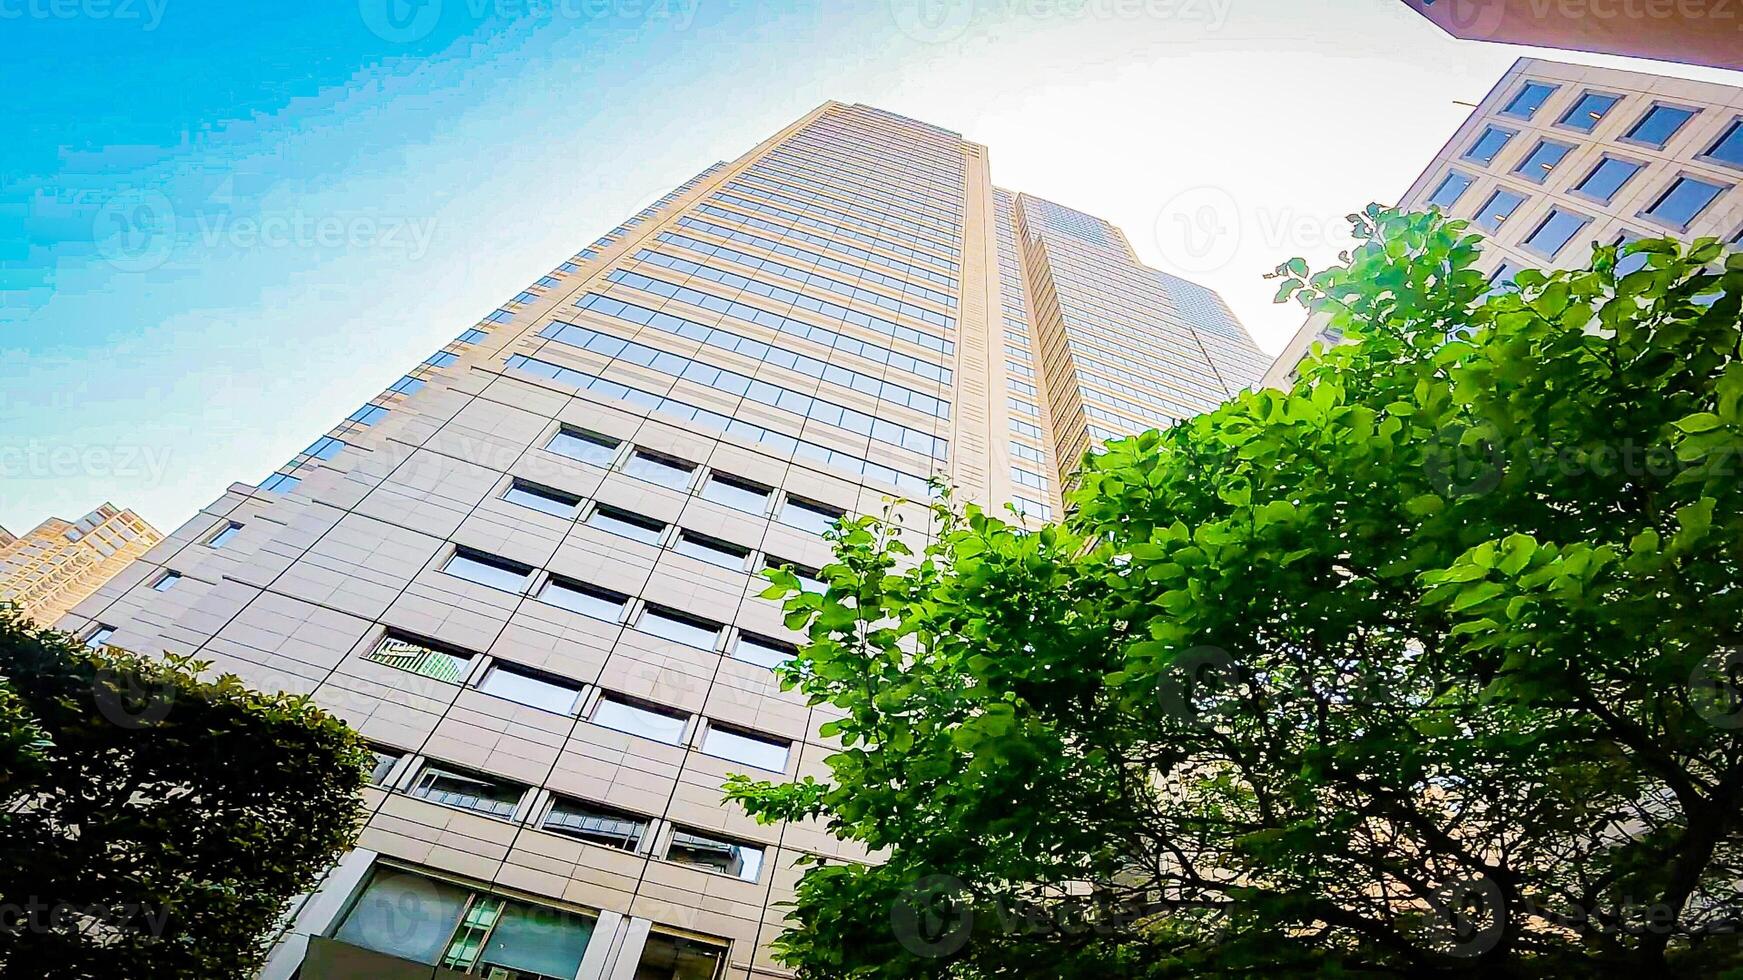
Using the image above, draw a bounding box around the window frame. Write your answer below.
[1621,101,1700,150]
[1462,125,1516,166]
[1554,90,1623,133]
[441,547,535,593]
[501,478,583,519]
[1472,186,1527,234]
[1425,169,1474,209]
[1570,154,1646,205]
[545,425,621,466]
[1699,117,1743,172]
[1522,206,1594,260]
[1512,139,1576,185]
[1639,173,1730,232]
[474,661,585,715]
[407,763,527,820]
[589,694,690,744]
[1499,79,1558,120]
[699,472,773,514]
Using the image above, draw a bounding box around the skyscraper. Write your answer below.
[0,503,161,628]
[58,102,1265,980]
[1264,57,1743,388]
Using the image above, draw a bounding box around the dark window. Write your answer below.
[1625,104,1697,148]
[1705,119,1743,169]
[503,479,582,518]
[443,548,534,592]
[699,473,771,513]
[542,797,648,851]
[665,828,764,881]
[409,764,525,818]
[536,576,628,621]
[1524,208,1592,258]
[631,932,728,980]
[1557,91,1621,132]
[674,531,751,570]
[546,426,619,466]
[586,505,665,545]
[622,449,697,489]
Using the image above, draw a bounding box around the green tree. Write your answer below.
[728,208,1743,978]
[0,608,372,979]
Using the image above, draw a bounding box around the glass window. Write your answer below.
[1557,91,1621,132]
[1514,140,1574,183]
[623,449,697,489]
[334,870,471,965]
[348,404,389,426]
[305,436,346,460]
[1614,234,1652,276]
[83,624,116,648]
[476,663,583,715]
[388,375,424,395]
[700,724,790,772]
[443,548,533,592]
[503,479,582,518]
[1574,157,1644,203]
[674,531,751,570]
[1625,104,1697,148]
[542,797,648,851]
[732,633,798,670]
[1426,170,1472,209]
[699,473,771,513]
[207,522,242,548]
[1500,80,1556,119]
[536,576,628,621]
[457,328,489,344]
[779,495,844,536]
[1706,119,1743,169]
[1644,176,1727,228]
[665,828,764,881]
[474,899,594,980]
[366,632,474,682]
[546,426,619,466]
[639,606,723,649]
[368,749,401,785]
[409,765,525,818]
[425,350,460,368]
[764,557,825,593]
[633,932,728,980]
[151,570,182,591]
[1524,208,1592,258]
[1473,188,1526,233]
[258,473,301,494]
[1489,262,1523,290]
[1464,126,1515,165]
[591,696,688,744]
[586,505,666,545]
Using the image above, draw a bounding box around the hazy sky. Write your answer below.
[2,0,1737,533]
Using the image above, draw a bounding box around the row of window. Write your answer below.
[1501,79,1742,169]
[725,173,963,278]
[334,864,730,978]
[504,355,937,498]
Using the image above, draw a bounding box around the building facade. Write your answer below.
[1263,57,1743,388]
[1399,0,1742,72]
[58,102,1263,980]
[0,503,161,628]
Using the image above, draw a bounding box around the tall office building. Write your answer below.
[58,102,1264,980]
[1264,57,1743,388]
[0,503,161,628]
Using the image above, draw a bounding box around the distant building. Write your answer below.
[1264,56,1743,388]
[1401,0,1742,71]
[0,504,162,628]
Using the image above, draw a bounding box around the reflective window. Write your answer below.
[674,531,751,570]
[1514,140,1574,183]
[1473,188,1526,233]
[1500,80,1556,119]
[410,764,524,818]
[443,548,533,592]
[347,404,389,426]
[1644,176,1727,228]
[591,696,688,744]
[334,870,470,965]
[639,606,723,649]
[366,633,473,682]
[1488,261,1523,291]
[733,633,799,670]
[546,426,619,466]
[623,449,697,489]
[334,870,596,976]
[536,576,628,621]
[632,932,728,980]
[425,350,460,368]
[1614,234,1652,276]
[665,828,764,882]
[1574,157,1644,204]
[699,473,771,513]
[83,624,116,648]
[476,663,583,715]
[207,522,242,548]
[258,473,301,494]
[1557,91,1621,132]
[765,557,826,593]
[503,479,582,518]
[151,570,182,592]
[1524,208,1592,258]
[1463,126,1515,165]
[779,495,845,535]
[1706,119,1743,169]
[542,797,648,851]
[367,748,401,785]
[1426,171,1472,208]
[304,436,346,460]
[1625,104,1697,148]
[700,725,790,772]
[586,505,665,545]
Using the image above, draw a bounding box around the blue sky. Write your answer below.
[2,0,1735,533]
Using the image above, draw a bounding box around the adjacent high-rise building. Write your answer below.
[1399,0,1741,71]
[1263,57,1743,389]
[0,503,161,628]
[57,102,1264,980]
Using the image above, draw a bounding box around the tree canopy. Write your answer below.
[729,208,1743,978]
[0,609,372,979]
